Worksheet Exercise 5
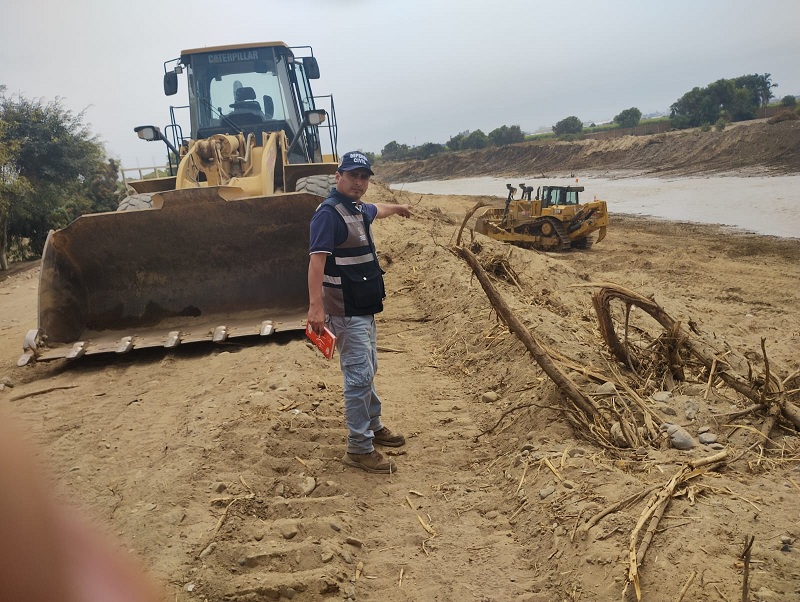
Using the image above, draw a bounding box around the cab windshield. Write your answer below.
[542,187,580,206]
[184,46,301,139]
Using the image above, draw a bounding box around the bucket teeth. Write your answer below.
[17,351,36,367]
[260,320,275,336]
[165,331,182,348]
[18,329,42,365]
[116,336,134,354]
[66,342,86,360]
[23,329,42,353]
[212,326,228,343]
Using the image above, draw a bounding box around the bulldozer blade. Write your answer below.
[26,189,323,362]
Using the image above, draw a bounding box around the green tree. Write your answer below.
[670,74,778,129]
[781,95,797,108]
[732,73,776,108]
[0,117,31,269]
[726,87,757,121]
[84,158,124,214]
[381,140,411,161]
[446,133,465,151]
[488,125,524,146]
[613,107,642,128]
[553,116,583,136]
[0,91,113,265]
[410,142,446,160]
[462,129,489,150]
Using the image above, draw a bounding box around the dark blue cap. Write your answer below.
[337,151,374,175]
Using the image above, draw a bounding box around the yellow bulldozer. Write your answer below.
[474,183,608,251]
[19,41,341,364]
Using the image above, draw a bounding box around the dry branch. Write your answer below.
[626,450,729,601]
[453,244,598,424]
[580,485,660,537]
[591,283,800,432]
[741,536,755,602]
[673,570,697,602]
[455,200,489,248]
[757,337,786,447]
[10,385,78,401]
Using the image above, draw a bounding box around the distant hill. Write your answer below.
[378,119,800,182]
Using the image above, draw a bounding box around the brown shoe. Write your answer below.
[343,450,397,474]
[373,426,406,447]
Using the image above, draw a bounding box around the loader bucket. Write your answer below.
[21,188,322,363]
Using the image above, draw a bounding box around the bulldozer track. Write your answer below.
[548,218,573,251]
[572,235,594,250]
[514,217,571,251]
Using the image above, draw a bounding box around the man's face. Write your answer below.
[335,169,371,201]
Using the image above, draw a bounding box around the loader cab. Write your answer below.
[162,42,336,164]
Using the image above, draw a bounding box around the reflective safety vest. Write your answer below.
[319,197,385,316]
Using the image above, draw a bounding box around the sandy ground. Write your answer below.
[1,180,799,602]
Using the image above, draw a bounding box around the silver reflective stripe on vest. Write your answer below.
[323,275,342,284]
[336,254,374,265]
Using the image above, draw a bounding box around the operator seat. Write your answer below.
[229,86,262,113]
[227,86,265,127]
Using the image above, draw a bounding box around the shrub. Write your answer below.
[553,116,583,136]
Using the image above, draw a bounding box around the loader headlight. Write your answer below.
[305,110,327,126]
[134,125,163,142]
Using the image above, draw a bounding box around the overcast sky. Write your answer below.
[3,0,799,172]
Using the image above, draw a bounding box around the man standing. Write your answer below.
[307,151,412,474]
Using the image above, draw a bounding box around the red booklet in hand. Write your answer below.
[306,323,337,360]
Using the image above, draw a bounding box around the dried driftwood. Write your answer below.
[624,450,729,601]
[452,232,665,447]
[592,284,688,380]
[453,244,598,424]
[591,283,800,436]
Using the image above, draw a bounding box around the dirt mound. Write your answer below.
[1,181,799,601]
[378,120,800,182]
[769,110,800,124]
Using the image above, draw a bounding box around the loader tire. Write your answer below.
[296,174,337,198]
[117,193,154,212]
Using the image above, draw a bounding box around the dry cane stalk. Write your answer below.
[626,451,728,601]
[580,485,659,536]
[673,570,696,602]
[741,536,755,602]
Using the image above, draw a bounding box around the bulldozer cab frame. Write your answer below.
[156,42,338,170]
[538,185,584,208]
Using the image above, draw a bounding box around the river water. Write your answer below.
[390,175,800,239]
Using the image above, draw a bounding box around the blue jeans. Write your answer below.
[328,314,383,454]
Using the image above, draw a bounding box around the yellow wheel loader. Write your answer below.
[474,183,608,251]
[20,42,341,365]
